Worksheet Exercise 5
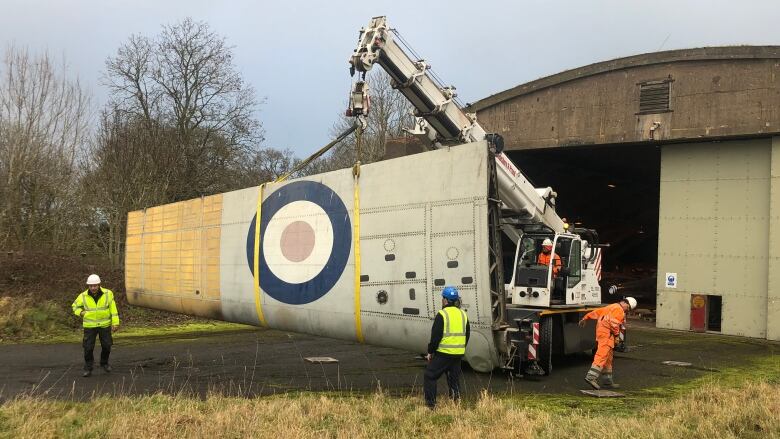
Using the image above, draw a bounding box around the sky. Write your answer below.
[1,0,779,157]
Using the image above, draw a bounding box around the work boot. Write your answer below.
[584,366,601,390]
[601,373,620,389]
[102,364,112,373]
[82,370,92,378]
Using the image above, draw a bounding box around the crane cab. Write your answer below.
[506,232,602,307]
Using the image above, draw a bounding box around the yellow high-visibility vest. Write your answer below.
[71,288,119,328]
[436,306,467,355]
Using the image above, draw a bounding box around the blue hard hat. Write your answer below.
[442,286,459,301]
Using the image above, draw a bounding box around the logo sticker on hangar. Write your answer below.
[246,181,351,305]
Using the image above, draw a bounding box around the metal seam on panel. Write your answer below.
[427,203,433,317]
[140,208,146,291]
[360,310,490,327]
[431,230,475,237]
[128,291,222,301]
[354,172,364,343]
[473,201,480,322]
[361,231,426,240]
[361,280,429,287]
[253,183,267,327]
[359,281,477,288]
[199,197,205,305]
[360,196,482,214]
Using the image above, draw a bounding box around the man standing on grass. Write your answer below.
[71,274,119,377]
[579,297,636,389]
[424,286,470,409]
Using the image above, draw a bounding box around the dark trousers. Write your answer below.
[83,327,112,370]
[423,353,462,407]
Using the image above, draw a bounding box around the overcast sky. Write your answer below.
[2,0,779,156]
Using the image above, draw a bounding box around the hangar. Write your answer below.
[467,46,780,341]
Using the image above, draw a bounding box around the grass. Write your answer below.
[0,379,776,438]
[501,351,780,417]
[0,330,776,438]
[0,297,71,341]
[112,321,255,340]
[0,296,255,345]
[1,320,255,345]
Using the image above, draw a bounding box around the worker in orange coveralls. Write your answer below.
[537,238,562,277]
[579,297,637,389]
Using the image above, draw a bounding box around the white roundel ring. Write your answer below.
[262,200,334,284]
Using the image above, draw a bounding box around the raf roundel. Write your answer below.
[246,181,351,305]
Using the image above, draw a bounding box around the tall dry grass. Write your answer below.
[0,381,777,438]
[0,296,72,340]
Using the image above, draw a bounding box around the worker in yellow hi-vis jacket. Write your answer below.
[424,286,470,409]
[71,274,120,377]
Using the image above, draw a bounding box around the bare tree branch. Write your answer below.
[0,45,91,250]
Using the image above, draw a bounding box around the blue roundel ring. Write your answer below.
[246,180,351,305]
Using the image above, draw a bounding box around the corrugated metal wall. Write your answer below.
[768,137,780,340]
[657,137,780,340]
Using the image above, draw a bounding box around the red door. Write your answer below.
[690,294,707,332]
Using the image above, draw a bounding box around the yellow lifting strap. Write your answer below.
[252,120,364,330]
[352,124,364,343]
[254,169,299,327]
[253,182,268,327]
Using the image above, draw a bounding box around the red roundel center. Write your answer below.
[280,220,315,262]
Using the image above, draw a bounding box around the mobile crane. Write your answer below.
[348,16,606,374]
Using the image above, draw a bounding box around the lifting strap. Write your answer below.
[353,123,364,343]
[253,182,268,327]
[252,120,364,329]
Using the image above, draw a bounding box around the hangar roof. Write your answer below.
[470,46,780,113]
[468,46,780,150]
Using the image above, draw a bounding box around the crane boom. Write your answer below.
[348,16,564,233]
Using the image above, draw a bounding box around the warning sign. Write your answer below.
[665,273,678,289]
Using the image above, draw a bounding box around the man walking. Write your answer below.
[579,297,636,389]
[424,286,470,408]
[71,274,120,377]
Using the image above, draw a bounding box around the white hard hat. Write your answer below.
[542,238,553,246]
[86,274,101,285]
[625,297,637,310]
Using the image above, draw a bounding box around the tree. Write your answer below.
[313,70,415,173]
[81,110,174,264]
[0,45,90,250]
[235,147,299,186]
[89,18,298,264]
[103,17,263,201]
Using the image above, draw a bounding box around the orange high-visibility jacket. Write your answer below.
[582,303,625,340]
[537,252,562,276]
